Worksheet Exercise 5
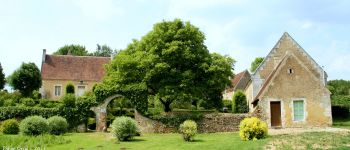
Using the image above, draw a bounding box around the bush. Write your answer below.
[232,90,248,113]
[47,116,68,135]
[179,120,197,141]
[1,119,19,134]
[0,106,60,120]
[20,116,49,136]
[66,83,75,94]
[111,116,139,141]
[223,100,232,110]
[239,117,268,141]
[62,94,76,107]
[20,98,36,107]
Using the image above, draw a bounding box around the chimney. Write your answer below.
[42,49,46,64]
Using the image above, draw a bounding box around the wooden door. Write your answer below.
[270,101,281,127]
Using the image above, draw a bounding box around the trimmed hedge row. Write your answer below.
[0,106,59,121]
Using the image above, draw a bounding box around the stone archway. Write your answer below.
[91,94,123,132]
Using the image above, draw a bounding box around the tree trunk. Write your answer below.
[160,98,172,112]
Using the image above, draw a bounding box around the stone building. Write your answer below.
[40,49,110,100]
[222,70,250,100]
[226,32,332,128]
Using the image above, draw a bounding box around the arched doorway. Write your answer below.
[90,94,123,132]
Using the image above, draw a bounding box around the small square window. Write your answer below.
[54,86,61,96]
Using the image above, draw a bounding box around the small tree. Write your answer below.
[54,44,90,56]
[250,57,264,72]
[8,62,41,97]
[232,90,248,113]
[0,62,5,90]
[66,83,75,94]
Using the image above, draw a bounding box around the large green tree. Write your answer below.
[8,62,41,96]
[0,62,5,90]
[250,57,264,72]
[327,79,350,107]
[94,19,234,112]
[54,44,90,56]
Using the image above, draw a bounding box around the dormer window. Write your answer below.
[288,68,294,74]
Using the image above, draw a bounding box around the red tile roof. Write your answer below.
[41,55,110,81]
[225,70,248,92]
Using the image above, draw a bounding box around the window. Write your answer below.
[288,68,294,74]
[293,100,304,121]
[77,85,86,96]
[54,86,61,96]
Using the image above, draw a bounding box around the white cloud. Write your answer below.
[73,0,124,21]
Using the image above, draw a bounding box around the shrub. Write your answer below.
[232,90,248,113]
[20,98,36,107]
[62,94,76,107]
[239,117,268,141]
[1,119,19,134]
[179,120,197,141]
[66,83,75,94]
[47,116,68,135]
[20,116,49,136]
[0,106,60,120]
[111,116,139,141]
[223,99,232,111]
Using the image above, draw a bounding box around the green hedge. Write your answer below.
[0,106,59,121]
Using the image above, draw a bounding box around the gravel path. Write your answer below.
[268,127,350,135]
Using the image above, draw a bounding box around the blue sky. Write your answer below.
[1,0,350,81]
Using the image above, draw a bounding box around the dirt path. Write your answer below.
[268,127,350,135]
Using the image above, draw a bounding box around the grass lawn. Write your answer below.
[49,132,267,150]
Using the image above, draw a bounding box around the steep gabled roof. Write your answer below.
[225,70,250,93]
[41,55,110,81]
[252,32,324,77]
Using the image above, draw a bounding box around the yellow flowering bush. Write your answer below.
[179,120,197,141]
[239,117,268,141]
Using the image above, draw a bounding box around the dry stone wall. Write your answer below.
[135,111,250,133]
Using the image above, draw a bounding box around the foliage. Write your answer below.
[38,99,61,108]
[75,94,98,126]
[20,116,49,136]
[0,91,22,103]
[32,90,41,100]
[111,116,139,141]
[331,95,350,108]
[328,79,350,96]
[93,44,116,57]
[239,117,268,141]
[65,83,75,94]
[232,90,248,113]
[0,62,5,90]
[250,57,264,72]
[179,120,197,141]
[20,97,36,107]
[47,116,68,135]
[222,100,232,111]
[95,19,234,113]
[7,62,41,97]
[53,44,89,56]
[1,119,19,134]
[0,106,59,121]
[0,134,70,149]
[61,94,76,107]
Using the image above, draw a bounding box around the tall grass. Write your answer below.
[0,134,70,149]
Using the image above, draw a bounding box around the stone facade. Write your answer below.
[135,111,250,133]
[248,32,332,128]
[41,79,97,100]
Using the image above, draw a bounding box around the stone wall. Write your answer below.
[135,111,250,133]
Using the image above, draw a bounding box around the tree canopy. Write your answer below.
[93,44,116,57]
[0,63,5,90]
[8,62,41,97]
[94,19,235,112]
[327,79,350,107]
[53,44,90,56]
[250,57,264,72]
